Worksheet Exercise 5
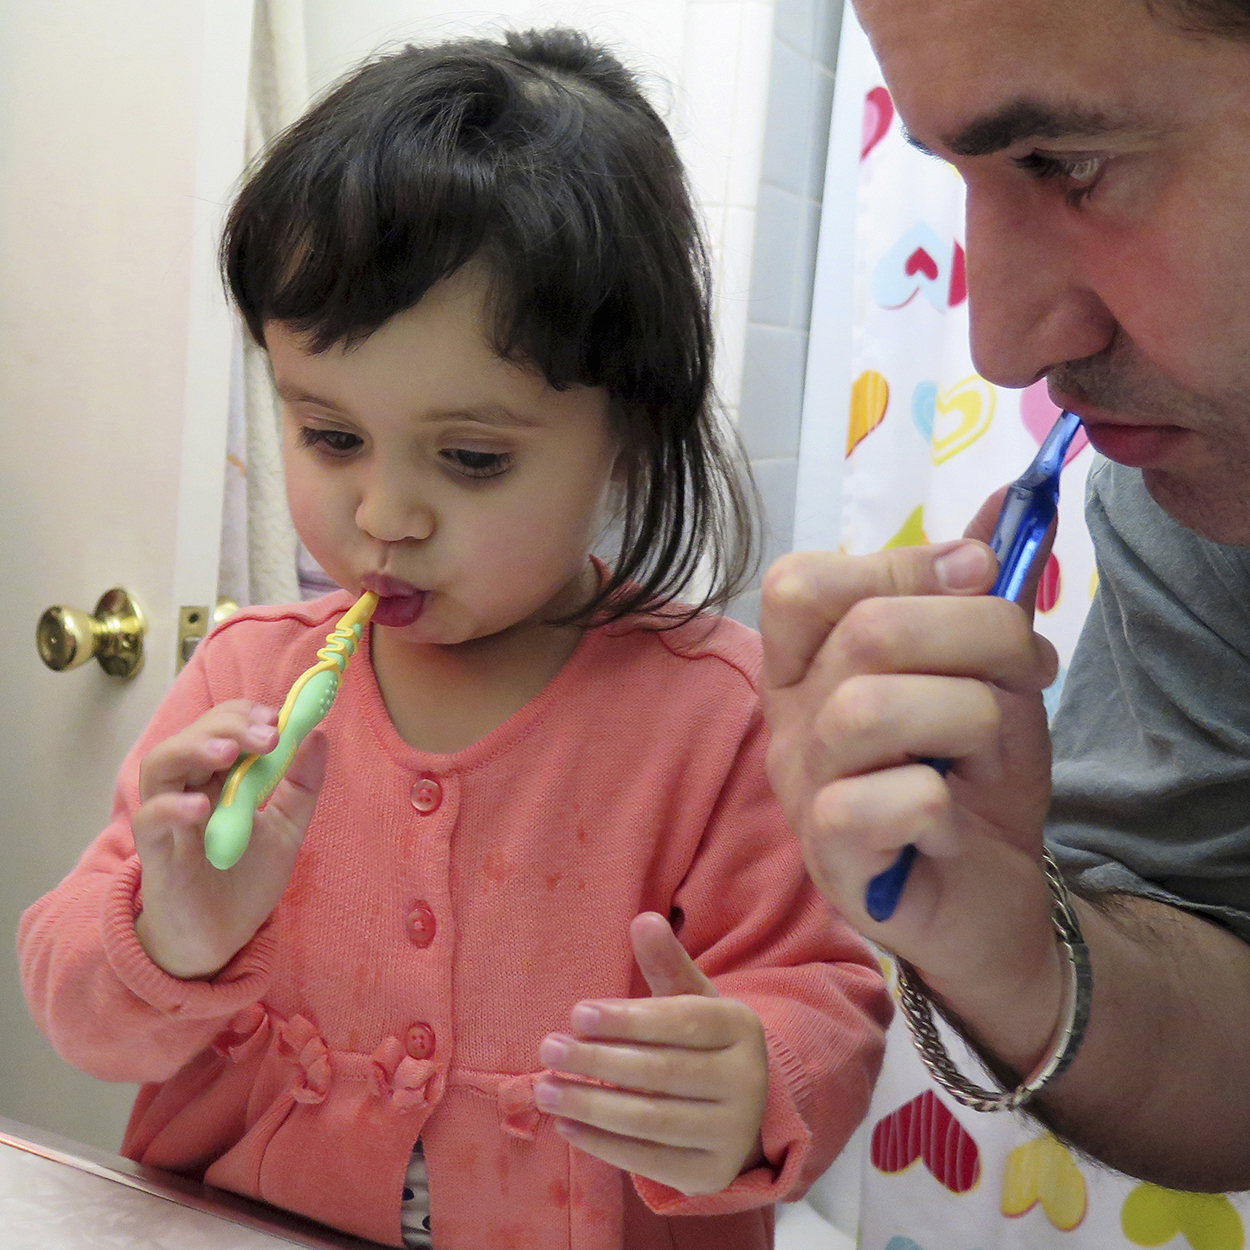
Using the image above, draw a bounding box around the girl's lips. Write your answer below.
[362,572,419,597]
[370,590,426,628]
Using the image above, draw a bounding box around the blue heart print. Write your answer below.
[912,381,937,445]
[871,222,953,311]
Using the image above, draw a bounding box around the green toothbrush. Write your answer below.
[203,591,378,870]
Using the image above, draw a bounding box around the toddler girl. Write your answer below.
[20,28,888,1250]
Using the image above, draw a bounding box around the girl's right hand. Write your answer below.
[131,700,327,980]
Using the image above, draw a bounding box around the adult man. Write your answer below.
[761,0,1250,1191]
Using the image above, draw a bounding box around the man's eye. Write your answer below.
[1014,152,1106,205]
[298,427,361,455]
[442,448,511,478]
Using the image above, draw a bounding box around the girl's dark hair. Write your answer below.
[222,26,757,627]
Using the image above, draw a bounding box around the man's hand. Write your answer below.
[132,700,327,980]
[536,912,769,1196]
[759,523,1066,1069]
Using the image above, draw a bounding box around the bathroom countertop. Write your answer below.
[0,1115,381,1249]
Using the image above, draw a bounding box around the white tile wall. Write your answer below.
[731,0,844,626]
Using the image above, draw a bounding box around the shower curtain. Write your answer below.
[798,9,1250,1250]
[218,0,308,608]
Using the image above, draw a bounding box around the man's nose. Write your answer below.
[964,186,1118,388]
[355,470,435,544]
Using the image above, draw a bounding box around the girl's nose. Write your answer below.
[354,477,435,544]
[964,186,1118,389]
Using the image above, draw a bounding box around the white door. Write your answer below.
[0,0,252,1152]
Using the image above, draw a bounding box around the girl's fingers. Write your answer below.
[250,732,328,858]
[132,790,212,855]
[567,996,756,1049]
[551,1120,720,1196]
[539,1034,732,1101]
[629,912,717,999]
[535,1077,723,1151]
[139,702,278,801]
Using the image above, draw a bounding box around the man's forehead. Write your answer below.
[852,0,1195,148]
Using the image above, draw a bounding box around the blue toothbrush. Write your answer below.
[863,410,1083,923]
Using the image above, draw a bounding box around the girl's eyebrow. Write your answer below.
[435,405,544,429]
[276,384,350,413]
[275,385,542,429]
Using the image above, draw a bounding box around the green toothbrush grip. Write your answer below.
[203,668,342,870]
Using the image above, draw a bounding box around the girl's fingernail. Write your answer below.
[206,737,235,760]
[247,726,276,751]
[250,705,277,724]
[539,1036,570,1067]
[570,1004,602,1033]
[935,542,992,590]
[534,1080,561,1111]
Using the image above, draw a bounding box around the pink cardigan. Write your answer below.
[19,594,889,1248]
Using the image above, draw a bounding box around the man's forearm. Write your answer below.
[938,894,1250,1191]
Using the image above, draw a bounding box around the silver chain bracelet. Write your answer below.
[894,849,1092,1112]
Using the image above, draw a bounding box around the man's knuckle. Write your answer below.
[819,677,882,745]
[838,599,898,668]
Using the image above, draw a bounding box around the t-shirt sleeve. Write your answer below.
[17,636,277,1085]
[1047,457,1250,942]
[630,696,891,1217]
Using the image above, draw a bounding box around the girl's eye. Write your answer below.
[298,427,362,456]
[441,448,512,478]
[1014,151,1107,206]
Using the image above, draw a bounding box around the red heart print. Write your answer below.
[871,1091,981,1193]
[862,86,894,160]
[948,242,967,307]
[905,248,940,282]
[1036,553,1061,614]
[1021,380,1089,464]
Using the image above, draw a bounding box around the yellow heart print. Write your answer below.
[847,370,889,456]
[884,505,928,551]
[930,375,995,465]
[1001,1135,1087,1231]
[1122,1183,1244,1250]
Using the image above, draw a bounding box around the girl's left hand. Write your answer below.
[535,911,769,1197]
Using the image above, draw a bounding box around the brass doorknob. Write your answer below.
[37,588,146,678]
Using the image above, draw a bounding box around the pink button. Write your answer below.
[406,1022,436,1061]
[406,901,436,949]
[410,776,442,814]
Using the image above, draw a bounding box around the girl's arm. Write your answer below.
[540,705,891,1216]
[634,716,890,1216]
[18,649,285,1085]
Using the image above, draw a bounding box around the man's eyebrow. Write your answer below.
[935,100,1124,158]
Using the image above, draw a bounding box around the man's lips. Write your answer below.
[1049,394,1193,470]
[1080,422,1190,468]
[360,573,426,628]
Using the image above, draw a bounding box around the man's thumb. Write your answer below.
[630,912,718,998]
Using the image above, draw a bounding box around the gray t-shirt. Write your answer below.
[1047,457,1250,941]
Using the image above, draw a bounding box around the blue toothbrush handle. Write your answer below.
[862,412,1081,923]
